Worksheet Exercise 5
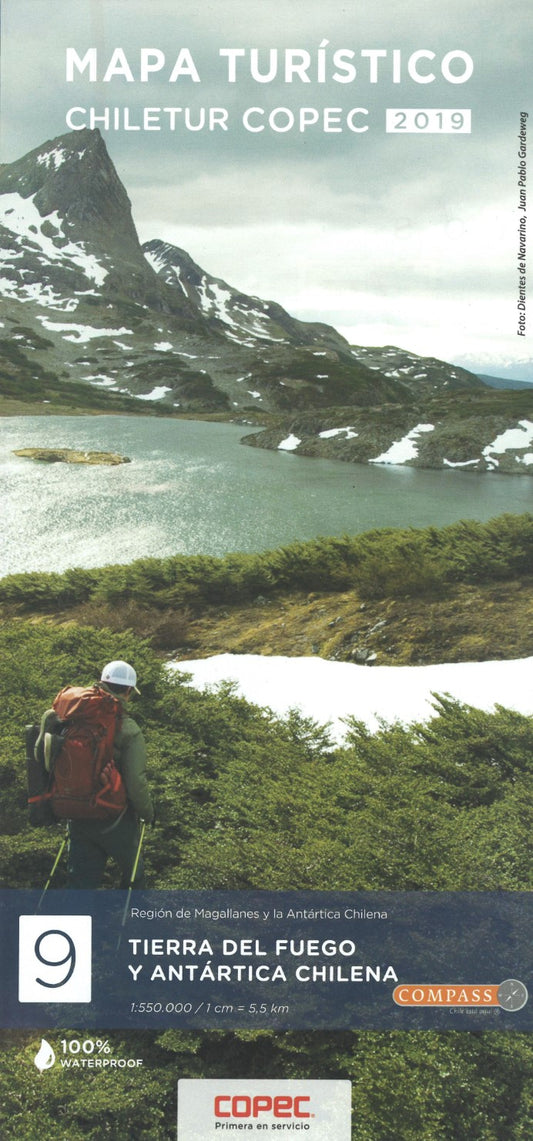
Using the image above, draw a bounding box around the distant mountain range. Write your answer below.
[477,373,533,391]
[0,128,486,414]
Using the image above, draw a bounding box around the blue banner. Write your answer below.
[2,890,531,1030]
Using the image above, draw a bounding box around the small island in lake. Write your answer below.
[13,448,131,466]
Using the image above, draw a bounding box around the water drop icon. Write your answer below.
[34,1039,56,1072]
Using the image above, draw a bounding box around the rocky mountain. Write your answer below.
[143,239,345,350]
[0,128,484,414]
[350,345,486,393]
[242,391,533,474]
[0,130,197,321]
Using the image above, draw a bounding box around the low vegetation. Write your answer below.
[2,513,533,614]
[1,515,532,1139]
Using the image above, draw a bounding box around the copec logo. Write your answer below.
[177,1079,352,1139]
[214,1093,312,1120]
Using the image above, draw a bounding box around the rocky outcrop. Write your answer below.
[241,402,533,475]
[13,447,130,465]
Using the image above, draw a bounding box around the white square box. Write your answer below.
[177,1079,351,1140]
[19,915,92,1003]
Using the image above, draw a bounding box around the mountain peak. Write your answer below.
[143,237,349,351]
[0,128,138,251]
[0,128,203,328]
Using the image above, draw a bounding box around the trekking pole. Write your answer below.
[117,819,146,949]
[36,829,68,912]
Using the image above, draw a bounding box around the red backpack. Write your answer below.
[29,685,127,822]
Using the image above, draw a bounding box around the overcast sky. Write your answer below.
[1,0,531,371]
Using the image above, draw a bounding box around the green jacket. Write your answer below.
[104,685,154,823]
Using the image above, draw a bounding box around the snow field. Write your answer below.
[169,653,533,743]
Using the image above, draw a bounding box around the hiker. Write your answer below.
[65,660,155,889]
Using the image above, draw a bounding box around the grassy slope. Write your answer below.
[7,572,533,667]
[164,575,533,665]
[2,514,533,664]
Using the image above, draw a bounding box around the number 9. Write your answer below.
[35,929,76,988]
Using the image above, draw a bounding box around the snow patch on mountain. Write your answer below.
[443,458,479,468]
[0,192,108,285]
[37,146,68,170]
[195,276,287,342]
[23,284,77,310]
[0,270,79,311]
[143,248,166,273]
[136,385,173,401]
[37,317,133,343]
[199,279,231,319]
[170,268,189,296]
[482,419,533,469]
[369,423,435,465]
[278,434,301,451]
[87,375,118,388]
[319,426,358,440]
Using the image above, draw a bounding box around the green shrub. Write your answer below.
[2,514,532,613]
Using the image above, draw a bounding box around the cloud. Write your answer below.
[136,199,516,360]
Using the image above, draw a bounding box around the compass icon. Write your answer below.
[497,979,529,1012]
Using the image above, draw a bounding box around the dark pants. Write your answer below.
[68,811,145,889]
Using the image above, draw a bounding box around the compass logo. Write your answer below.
[497,979,529,1012]
[34,1039,56,1072]
[393,979,529,1011]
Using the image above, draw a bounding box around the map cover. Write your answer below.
[0,2,532,1138]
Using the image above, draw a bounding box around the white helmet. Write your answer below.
[100,660,140,693]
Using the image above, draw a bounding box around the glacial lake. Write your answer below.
[1,414,532,577]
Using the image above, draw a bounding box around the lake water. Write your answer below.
[1,414,532,577]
